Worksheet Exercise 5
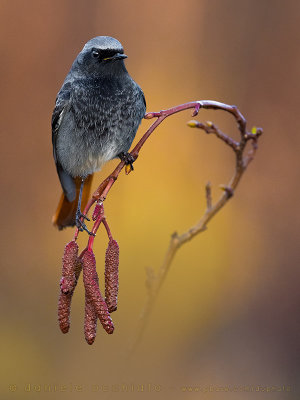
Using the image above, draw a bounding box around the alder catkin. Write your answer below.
[58,241,82,334]
[84,293,98,345]
[60,240,79,294]
[82,250,114,334]
[58,292,72,333]
[105,239,119,313]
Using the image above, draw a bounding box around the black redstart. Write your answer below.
[52,36,146,231]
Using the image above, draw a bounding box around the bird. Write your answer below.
[51,36,146,232]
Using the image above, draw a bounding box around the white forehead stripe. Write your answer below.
[82,36,123,52]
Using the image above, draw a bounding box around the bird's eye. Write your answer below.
[92,50,100,58]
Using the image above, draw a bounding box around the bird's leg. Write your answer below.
[76,178,94,235]
[118,151,135,171]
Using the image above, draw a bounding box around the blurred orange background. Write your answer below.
[1,0,299,399]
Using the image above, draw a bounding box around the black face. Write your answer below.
[90,47,125,62]
[76,45,127,77]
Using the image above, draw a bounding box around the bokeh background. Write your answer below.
[0,0,299,399]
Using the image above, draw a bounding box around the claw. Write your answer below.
[119,152,135,171]
[76,211,94,236]
[77,211,90,222]
[74,178,95,235]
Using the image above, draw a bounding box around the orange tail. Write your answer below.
[52,174,93,230]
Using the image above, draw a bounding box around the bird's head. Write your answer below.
[74,36,128,77]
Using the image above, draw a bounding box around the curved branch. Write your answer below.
[77,100,251,233]
[129,111,263,353]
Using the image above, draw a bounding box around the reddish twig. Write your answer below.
[57,100,263,345]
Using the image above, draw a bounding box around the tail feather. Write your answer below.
[52,174,93,230]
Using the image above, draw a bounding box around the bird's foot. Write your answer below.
[76,211,94,236]
[118,152,135,171]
